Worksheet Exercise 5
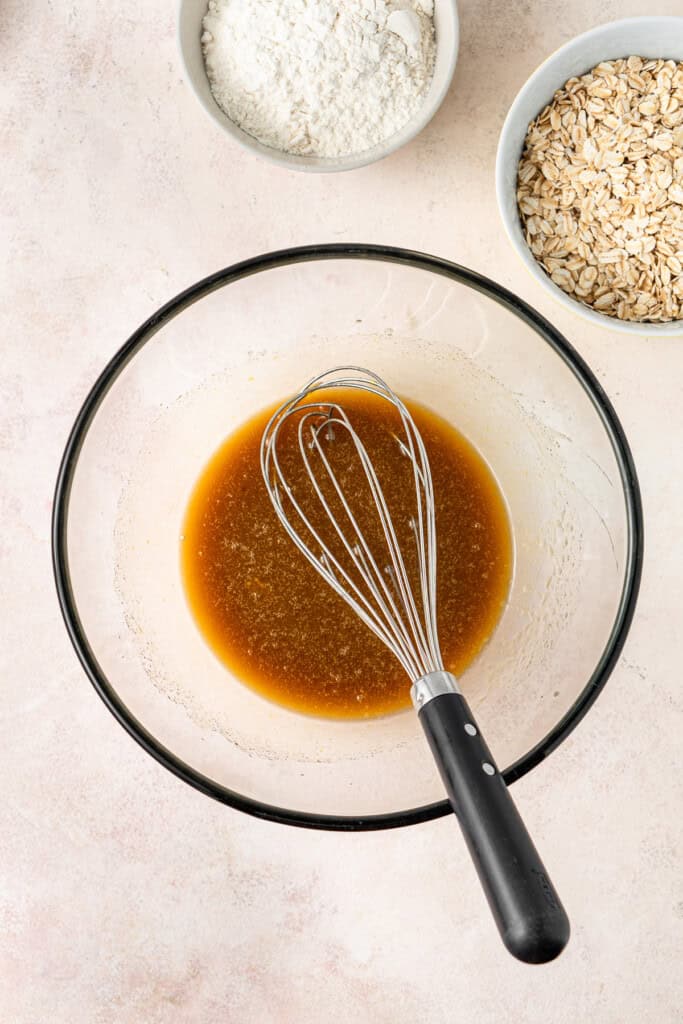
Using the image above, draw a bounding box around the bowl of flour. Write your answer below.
[178,0,459,171]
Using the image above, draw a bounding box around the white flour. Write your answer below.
[201,0,436,159]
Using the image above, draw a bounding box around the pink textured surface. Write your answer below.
[2,0,682,1020]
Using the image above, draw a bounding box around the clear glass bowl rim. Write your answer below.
[52,244,644,831]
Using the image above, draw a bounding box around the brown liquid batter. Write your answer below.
[181,390,512,719]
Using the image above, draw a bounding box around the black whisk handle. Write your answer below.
[417,690,570,964]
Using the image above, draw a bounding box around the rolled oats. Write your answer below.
[517,57,683,322]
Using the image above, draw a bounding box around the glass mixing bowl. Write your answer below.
[53,246,643,830]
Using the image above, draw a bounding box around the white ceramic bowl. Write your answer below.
[177,0,459,173]
[496,16,683,336]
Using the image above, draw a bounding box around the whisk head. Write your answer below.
[260,366,445,685]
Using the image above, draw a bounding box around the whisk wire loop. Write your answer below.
[304,410,434,679]
[261,366,444,683]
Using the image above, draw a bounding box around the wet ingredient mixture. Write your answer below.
[182,390,512,718]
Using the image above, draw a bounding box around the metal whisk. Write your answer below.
[261,367,569,964]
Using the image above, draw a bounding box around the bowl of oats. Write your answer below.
[496,17,683,334]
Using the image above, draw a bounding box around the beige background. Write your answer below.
[2,0,682,1020]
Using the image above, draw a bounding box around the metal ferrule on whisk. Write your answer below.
[410,670,461,710]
